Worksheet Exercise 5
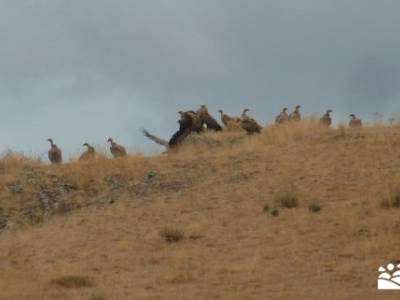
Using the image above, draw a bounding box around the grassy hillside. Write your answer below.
[0,121,400,299]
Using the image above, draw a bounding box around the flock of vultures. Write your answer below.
[46,105,363,164]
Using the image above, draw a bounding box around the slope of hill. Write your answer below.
[0,121,400,299]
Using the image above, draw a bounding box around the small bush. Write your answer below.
[51,275,94,289]
[263,204,270,212]
[160,227,185,243]
[381,185,400,208]
[309,202,322,213]
[270,208,279,217]
[146,170,157,180]
[277,187,299,208]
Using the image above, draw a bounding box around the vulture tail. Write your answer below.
[141,128,169,147]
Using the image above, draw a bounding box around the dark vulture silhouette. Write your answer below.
[320,110,332,128]
[239,109,262,134]
[107,138,127,158]
[288,105,301,122]
[349,114,362,128]
[196,105,222,131]
[179,110,203,133]
[79,143,96,160]
[47,138,62,164]
[142,110,194,150]
[275,107,289,124]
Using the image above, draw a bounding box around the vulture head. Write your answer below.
[83,142,90,147]
[295,105,301,110]
[107,138,114,143]
[283,107,288,112]
[349,114,355,118]
[326,109,333,114]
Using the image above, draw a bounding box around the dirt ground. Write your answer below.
[1,123,400,299]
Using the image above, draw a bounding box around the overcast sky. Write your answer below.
[1,0,400,158]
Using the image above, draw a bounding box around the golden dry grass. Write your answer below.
[1,122,400,299]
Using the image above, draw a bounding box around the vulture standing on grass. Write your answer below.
[218,109,240,126]
[179,110,203,133]
[107,138,127,158]
[288,105,301,122]
[196,105,222,131]
[142,110,194,150]
[320,109,333,128]
[275,107,289,124]
[47,138,62,164]
[79,143,96,160]
[240,108,263,134]
[349,114,362,128]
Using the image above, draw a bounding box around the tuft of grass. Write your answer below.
[381,185,400,208]
[337,123,347,137]
[146,170,157,180]
[276,185,299,209]
[160,227,185,243]
[309,202,322,213]
[89,294,107,300]
[263,204,270,212]
[50,275,94,289]
[270,208,279,217]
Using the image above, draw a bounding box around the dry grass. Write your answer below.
[50,275,94,289]
[308,201,322,213]
[160,227,185,243]
[381,184,400,208]
[0,123,400,299]
[275,184,300,208]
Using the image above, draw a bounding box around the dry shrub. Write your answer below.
[276,184,299,209]
[270,208,279,217]
[381,185,400,208]
[50,275,94,289]
[263,204,270,212]
[309,201,322,213]
[160,227,185,243]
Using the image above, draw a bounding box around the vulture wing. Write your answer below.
[201,113,222,131]
[141,129,169,147]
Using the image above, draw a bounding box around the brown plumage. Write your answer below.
[288,105,301,122]
[320,109,332,127]
[107,138,127,158]
[79,143,96,161]
[196,105,222,131]
[349,114,362,128]
[218,110,238,126]
[239,109,262,134]
[179,110,203,133]
[47,138,62,164]
[275,107,289,124]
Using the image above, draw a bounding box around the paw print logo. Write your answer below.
[378,262,400,290]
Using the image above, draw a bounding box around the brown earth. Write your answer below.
[0,121,400,299]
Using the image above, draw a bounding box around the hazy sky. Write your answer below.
[1,1,400,158]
